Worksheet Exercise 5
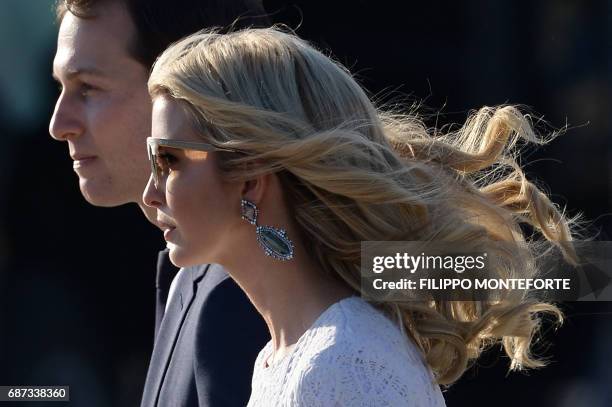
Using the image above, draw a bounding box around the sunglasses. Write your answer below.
[146,137,238,188]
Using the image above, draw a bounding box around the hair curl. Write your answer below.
[148,27,583,385]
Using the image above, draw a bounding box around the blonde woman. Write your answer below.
[142,27,579,406]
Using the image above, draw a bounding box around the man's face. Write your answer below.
[50,3,152,206]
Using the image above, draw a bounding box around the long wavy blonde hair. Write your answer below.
[148,27,582,385]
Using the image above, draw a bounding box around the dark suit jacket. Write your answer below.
[140,250,270,407]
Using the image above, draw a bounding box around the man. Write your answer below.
[49,0,270,405]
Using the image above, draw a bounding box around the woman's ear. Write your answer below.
[241,174,270,205]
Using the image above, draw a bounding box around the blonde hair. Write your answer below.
[149,27,582,385]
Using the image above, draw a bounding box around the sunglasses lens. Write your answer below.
[155,155,167,178]
[148,144,160,188]
[152,158,159,187]
[152,155,171,189]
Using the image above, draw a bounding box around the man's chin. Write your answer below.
[79,177,130,208]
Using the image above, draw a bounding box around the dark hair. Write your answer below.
[55,0,270,67]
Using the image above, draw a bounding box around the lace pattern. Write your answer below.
[247,297,446,406]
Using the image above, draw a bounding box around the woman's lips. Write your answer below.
[163,226,176,241]
[158,219,176,241]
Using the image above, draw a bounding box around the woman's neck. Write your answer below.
[225,244,353,357]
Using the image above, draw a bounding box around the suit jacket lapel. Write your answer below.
[154,249,179,340]
[141,263,209,407]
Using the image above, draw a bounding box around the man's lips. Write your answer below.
[71,155,97,169]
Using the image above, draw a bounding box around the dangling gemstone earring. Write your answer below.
[241,199,294,261]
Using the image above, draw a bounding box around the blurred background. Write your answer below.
[0,0,610,406]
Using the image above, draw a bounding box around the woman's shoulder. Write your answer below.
[291,297,446,406]
[299,297,427,370]
[307,296,420,355]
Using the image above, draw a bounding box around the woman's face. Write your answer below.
[143,97,242,267]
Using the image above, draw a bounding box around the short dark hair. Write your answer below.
[55,0,270,68]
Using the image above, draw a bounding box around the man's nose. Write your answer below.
[49,93,83,141]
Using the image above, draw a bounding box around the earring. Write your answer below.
[241,199,294,261]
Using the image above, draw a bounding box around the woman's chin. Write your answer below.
[167,244,197,269]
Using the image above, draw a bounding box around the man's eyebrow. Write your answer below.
[52,67,107,82]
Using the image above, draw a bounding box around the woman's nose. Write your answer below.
[143,174,165,208]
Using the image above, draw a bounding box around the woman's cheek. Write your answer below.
[165,171,184,199]
[169,172,200,219]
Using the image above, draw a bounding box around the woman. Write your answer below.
[142,27,579,406]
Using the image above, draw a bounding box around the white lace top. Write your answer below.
[247,296,446,407]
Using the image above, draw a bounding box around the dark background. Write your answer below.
[0,1,610,406]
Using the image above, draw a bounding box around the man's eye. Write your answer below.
[79,83,97,97]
